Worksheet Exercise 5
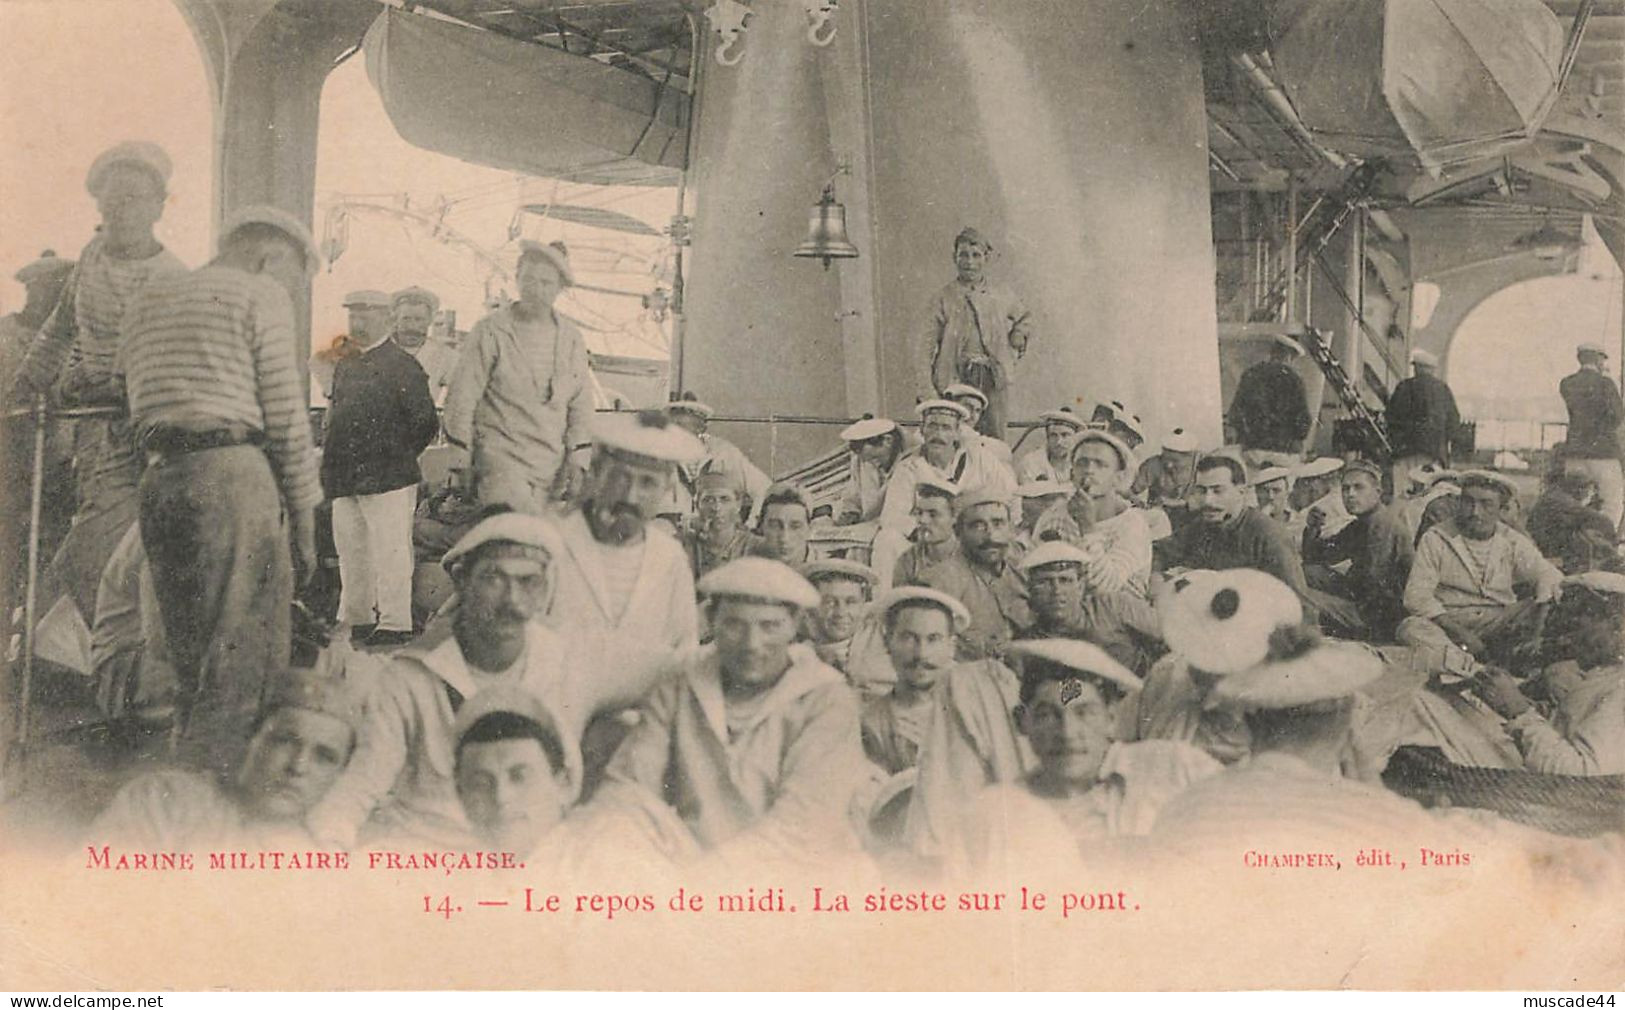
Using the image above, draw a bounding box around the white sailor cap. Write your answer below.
[942,384,990,410]
[1016,479,1072,499]
[591,411,705,465]
[1212,632,1383,711]
[954,486,1013,517]
[693,456,747,492]
[14,251,73,286]
[517,239,575,285]
[1105,400,1144,437]
[221,205,321,277]
[1070,429,1134,470]
[1006,638,1141,695]
[698,557,821,610]
[1409,348,1439,368]
[916,398,972,421]
[342,289,391,309]
[1268,332,1305,356]
[451,684,563,750]
[1293,457,1344,480]
[1017,540,1092,573]
[1341,458,1384,483]
[1158,568,1304,676]
[1407,463,1459,488]
[666,394,715,420]
[1456,468,1519,500]
[1038,408,1086,431]
[264,668,365,735]
[1161,427,1199,454]
[441,511,564,574]
[913,475,961,499]
[841,415,897,442]
[86,141,172,197]
[1249,465,1293,488]
[391,285,440,314]
[875,586,971,634]
[1577,341,1608,359]
[801,558,879,588]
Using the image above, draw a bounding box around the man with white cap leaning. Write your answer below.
[1225,333,1311,472]
[891,474,962,588]
[1,250,74,395]
[1385,348,1460,492]
[1474,571,1625,776]
[1398,469,1564,665]
[664,391,770,527]
[1092,399,1147,454]
[321,288,439,647]
[1017,406,1086,483]
[801,557,882,682]
[1285,455,1352,545]
[0,250,76,575]
[1018,539,1163,675]
[15,142,188,628]
[681,457,761,579]
[1399,463,1461,544]
[1559,341,1624,532]
[451,684,579,856]
[921,487,1031,660]
[1131,425,1200,511]
[834,414,905,525]
[94,667,364,850]
[117,204,321,777]
[944,382,1014,460]
[871,398,1017,588]
[953,638,1220,869]
[1249,464,1294,526]
[862,585,973,776]
[309,509,589,848]
[547,410,704,741]
[1030,428,1155,598]
[593,557,867,865]
[443,239,592,513]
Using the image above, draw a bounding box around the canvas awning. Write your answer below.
[363,8,688,186]
[1269,0,1565,174]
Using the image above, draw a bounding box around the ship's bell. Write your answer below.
[793,183,860,269]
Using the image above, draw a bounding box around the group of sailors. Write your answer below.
[2,141,1622,878]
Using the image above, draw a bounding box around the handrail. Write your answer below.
[3,403,126,421]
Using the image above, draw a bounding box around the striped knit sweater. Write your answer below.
[22,235,186,391]
[20,236,187,500]
[116,265,320,513]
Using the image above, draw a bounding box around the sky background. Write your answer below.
[1,0,1620,442]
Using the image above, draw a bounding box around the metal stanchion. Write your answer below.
[4,396,49,789]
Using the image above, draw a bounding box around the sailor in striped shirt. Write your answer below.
[115,205,321,777]
[15,142,187,624]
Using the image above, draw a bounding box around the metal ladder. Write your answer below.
[1299,327,1391,457]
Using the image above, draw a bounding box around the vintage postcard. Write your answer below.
[2,0,1623,992]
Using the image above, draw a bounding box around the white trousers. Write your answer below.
[1564,457,1624,531]
[332,484,418,632]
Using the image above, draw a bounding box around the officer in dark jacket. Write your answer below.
[1226,334,1311,471]
[1385,348,1459,489]
[1559,341,1624,533]
[322,289,439,646]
